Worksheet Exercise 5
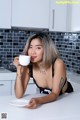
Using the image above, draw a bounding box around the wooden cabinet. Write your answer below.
[11,0,49,29]
[0,81,11,96]
[0,0,11,28]
[49,0,68,32]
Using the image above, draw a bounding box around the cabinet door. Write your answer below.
[11,80,15,95]
[11,0,49,29]
[0,0,11,28]
[0,81,11,96]
[70,4,80,31]
[49,0,67,32]
[11,81,37,95]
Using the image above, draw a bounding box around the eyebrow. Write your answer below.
[30,45,43,47]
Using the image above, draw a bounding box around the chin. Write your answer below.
[31,60,37,63]
[31,60,40,64]
[31,59,42,64]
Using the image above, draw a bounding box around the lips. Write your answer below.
[31,56,37,60]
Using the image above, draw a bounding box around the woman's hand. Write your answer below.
[13,56,23,74]
[13,56,20,68]
[26,98,39,109]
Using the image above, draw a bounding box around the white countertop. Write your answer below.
[0,92,80,120]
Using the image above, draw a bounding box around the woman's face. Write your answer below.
[28,38,44,64]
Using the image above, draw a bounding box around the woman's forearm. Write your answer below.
[14,73,24,98]
[14,66,30,98]
[37,92,58,105]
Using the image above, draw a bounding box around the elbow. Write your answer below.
[14,87,24,98]
[51,92,58,101]
[14,90,24,98]
[15,93,23,99]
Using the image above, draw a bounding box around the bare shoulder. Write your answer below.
[54,58,66,70]
[54,58,65,65]
[53,58,66,80]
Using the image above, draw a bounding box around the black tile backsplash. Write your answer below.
[0,29,80,74]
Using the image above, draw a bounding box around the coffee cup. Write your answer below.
[19,55,30,66]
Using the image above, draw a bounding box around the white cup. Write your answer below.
[19,55,30,66]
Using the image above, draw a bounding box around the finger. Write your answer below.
[13,57,20,67]
[26,104,37,109]
[26,99,37,109]
[14,57,19,61]
[28,99,34,106]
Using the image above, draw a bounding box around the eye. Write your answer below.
[29,46,32,49]
[36,47,41,49]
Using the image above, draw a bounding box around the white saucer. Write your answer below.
[10,98,30,107]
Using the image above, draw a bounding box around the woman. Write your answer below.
[13,32,73,109]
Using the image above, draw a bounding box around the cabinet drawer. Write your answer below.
[0,81,11,96]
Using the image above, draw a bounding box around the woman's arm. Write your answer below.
[27,58,66,109]
[13,57,30,98]
[51,58,66,95]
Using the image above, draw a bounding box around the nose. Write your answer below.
[31,48,36,55]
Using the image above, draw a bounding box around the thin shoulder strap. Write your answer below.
[52,63,54,77]
[52,58,58,77]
